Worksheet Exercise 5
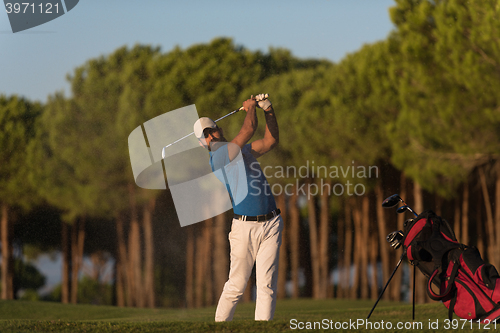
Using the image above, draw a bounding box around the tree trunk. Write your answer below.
[454,196,461,241]
[277,193,288,299]
[115,256,125,307]
[413,182,423,212]
[365,193,378,300]
[61,221,70,304]
[289,188,300,298]
[143,197,156,308]
[319,182,330,298]
[1,203,14,300]
[336,198,345,299]
[213,213,228,301]
[352,197,365,299]
[375,181,389,300]
[479,166,496,265]
[369,219,378,301]
[461,182,469,245]
[476,192,485,255]
[204,218,213,305]
[116,214,131,306]
[195,224,204,308]
[128,184,143,308]
[350,198,360,299]
[194,220,215,306]
[242,278,253,303]
[185,225,195,308]
[435,194,443,217]
[413,181,426,303]
[360,196,370,300]
[129,218,142,307]
[70,217,85,304]
[307,182,321,299]
[495,161,500,269]
[391,173,406,301]
[342,197,353,299]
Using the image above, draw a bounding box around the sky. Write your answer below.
[1,0,396,103]
[1,0,396,292]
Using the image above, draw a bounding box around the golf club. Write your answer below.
[396,205,409,214]
[381,194,418,217]
[161,94,269,158]
[386,230,404,250]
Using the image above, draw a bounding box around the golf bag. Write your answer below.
[404,210,500,322]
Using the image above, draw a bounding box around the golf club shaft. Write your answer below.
[400,199,418,217]
[408,208,418,217]
[161,107,243,151]
[213,106,244,123]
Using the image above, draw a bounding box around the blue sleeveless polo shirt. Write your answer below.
[209,143,276,216]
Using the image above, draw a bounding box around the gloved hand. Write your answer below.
[255,93,272,111]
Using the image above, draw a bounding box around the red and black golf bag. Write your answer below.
[404,210,500,322]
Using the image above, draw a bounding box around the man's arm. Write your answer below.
[226,98,258,160]
[250,105,279,158]
[230,98,258,148]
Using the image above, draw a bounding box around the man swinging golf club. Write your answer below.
[194,94,283,321]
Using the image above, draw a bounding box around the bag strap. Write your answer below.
[427,262,459,301]
[448,294,457,320]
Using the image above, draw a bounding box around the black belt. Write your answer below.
[234,209,281,222]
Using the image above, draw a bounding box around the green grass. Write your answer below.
[0,298,489,332]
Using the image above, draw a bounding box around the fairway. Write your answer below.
[0,298,471,332]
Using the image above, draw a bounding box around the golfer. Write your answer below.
[194,95,283,321]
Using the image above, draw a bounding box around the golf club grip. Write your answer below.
[234,93,269,112]
[255,93,269,101]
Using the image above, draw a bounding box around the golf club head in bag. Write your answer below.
[382,194,418,217]
[386,230,404,250]
[381,194,418,253]
[381,193,402,208]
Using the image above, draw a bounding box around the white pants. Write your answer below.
[215,215,283,321]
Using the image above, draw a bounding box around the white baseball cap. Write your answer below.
[193,117,217,138]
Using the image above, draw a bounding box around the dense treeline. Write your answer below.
[1,0,499,307]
